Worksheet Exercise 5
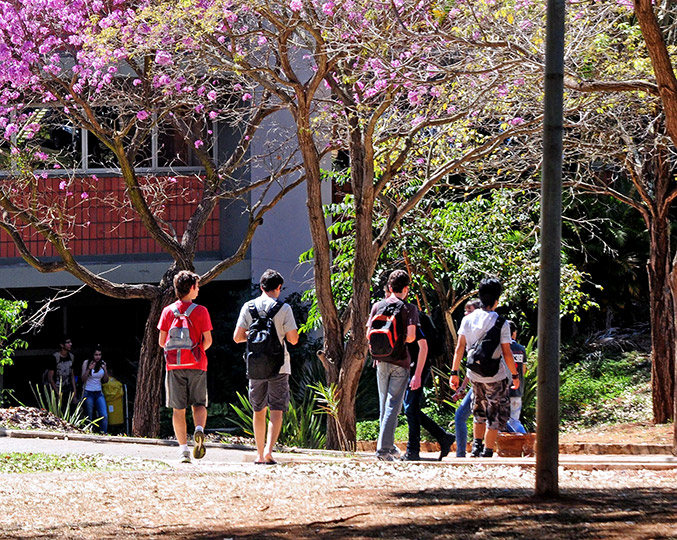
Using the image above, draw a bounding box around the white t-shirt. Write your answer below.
[82,364,106,392]
[236,294,298,375]
[459,309,511,383]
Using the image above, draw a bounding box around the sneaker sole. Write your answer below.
[193,431,206,460]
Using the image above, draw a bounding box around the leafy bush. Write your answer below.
[560,351,650,427]
[30,384,90,429]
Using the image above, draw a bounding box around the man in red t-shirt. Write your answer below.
[158,271,213,463]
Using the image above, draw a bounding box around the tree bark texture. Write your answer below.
[132,286,175,437]
[648,215,675,423]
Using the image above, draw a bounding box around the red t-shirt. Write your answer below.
[157,300,213,371]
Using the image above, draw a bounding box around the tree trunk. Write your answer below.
[132,287,175,437]
[648,216,675,423]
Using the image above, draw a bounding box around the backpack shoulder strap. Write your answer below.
[493,315,505,330]
[170,304,182,318]
[266,301,284,320]
[184,303,198,317]
[248,301,260,321]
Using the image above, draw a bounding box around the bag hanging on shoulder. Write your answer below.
[466,314,505,377]
[164,303,201,368]
[367,299,406,363]
[246,300,285,380]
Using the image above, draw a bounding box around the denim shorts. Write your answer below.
[249,373,290,412]
[165,369,208,409]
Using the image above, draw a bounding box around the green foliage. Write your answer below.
[560,351,651,428]
[519,337,538,432]
[355,419,380,441]
[229,391,326,449]
[0,452,169,473]
[30,384,90,429]
[0,298,28,374]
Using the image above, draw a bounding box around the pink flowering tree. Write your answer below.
[154,0,545,447]
[0,0,308,436]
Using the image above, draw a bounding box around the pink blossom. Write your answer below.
[136,110,150,121]
[133,79,142,86]
[194,139,204,149]
[207,90,217,101]
[509,117,525,126]
[290,0,303,11]
[59,180,68,190]
[195,104,205,113]
[242,93,252,101]
[209,111,218,120]
[155,50,173,66]
[322,1,335,15]
[81,192,89,199]
[34,151,48,161]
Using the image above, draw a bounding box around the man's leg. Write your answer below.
[455,389,473,457]
[172,408,188,445]
[253,408,268,462]
[264,410,284,462]
[376,364,408,459]
[482,378,511,457]
[192,405,207,429]
[262,374,290,463]
[403,383,423,458]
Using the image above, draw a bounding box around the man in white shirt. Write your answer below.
[450,278,520,458]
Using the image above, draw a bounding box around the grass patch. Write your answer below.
[0,452,170,473]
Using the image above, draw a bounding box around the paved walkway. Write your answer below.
[1,428,675,471]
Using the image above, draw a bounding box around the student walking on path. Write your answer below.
[450,278,519,458]
[234,269,298,465]
[158,271,213,463]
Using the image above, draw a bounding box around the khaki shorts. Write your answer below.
[248,373,290,412]
[165,369,208,409]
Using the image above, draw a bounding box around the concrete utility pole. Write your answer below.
[536,0,565,497]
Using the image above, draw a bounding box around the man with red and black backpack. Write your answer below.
[367,269,418,461]
[158,270,213,463]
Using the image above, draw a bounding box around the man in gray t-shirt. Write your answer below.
[233,269,298,465]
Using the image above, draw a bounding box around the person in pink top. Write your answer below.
[158,271,213,463]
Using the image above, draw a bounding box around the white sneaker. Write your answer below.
[180,450,191,463]
[376,452,396,462]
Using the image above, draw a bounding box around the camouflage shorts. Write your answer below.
[471,378,510,431]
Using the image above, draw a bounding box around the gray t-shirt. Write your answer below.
[459,309,511,384]
[236,294,298,375]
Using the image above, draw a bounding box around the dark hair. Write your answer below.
[60,336,72,347]
[174,270,199,299]
[387,269,410,294]
[508,320,517,335]
[260,269,284,292]
[465,298,481,310]
[479,277,502,309]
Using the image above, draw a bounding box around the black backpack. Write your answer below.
[367,299,407,363]
[245,301,285,380]
[466,315,505,377]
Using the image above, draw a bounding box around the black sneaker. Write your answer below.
[438,432,456,461]
[470,439,484,458]
[401,452,421,462]
[480,447,494,458]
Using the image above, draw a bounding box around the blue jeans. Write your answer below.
[454,388,473,457]
[83,390,108,434]
[376,362,409,455]
[403,368,446,455]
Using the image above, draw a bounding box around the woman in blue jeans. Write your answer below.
[81,346,109,433]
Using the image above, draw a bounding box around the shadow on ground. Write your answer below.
[8,486,676,540]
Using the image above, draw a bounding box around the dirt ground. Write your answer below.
[0,462,675,540]
[1,411,676,539]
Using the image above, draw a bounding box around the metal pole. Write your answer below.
[536,0,565,498]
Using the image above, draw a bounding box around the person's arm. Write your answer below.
[285,329,299,345]
[201,330,213,351]
[47,369,57,392]
[101,361,109,384]
[449,335,466,390]
[405,324,416,343]
[233,326,247,343]
[409,338,427,390]
[81,360,91,382]
[158,330,168,348]
[70,368,77,400]
[502,342,519,390]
